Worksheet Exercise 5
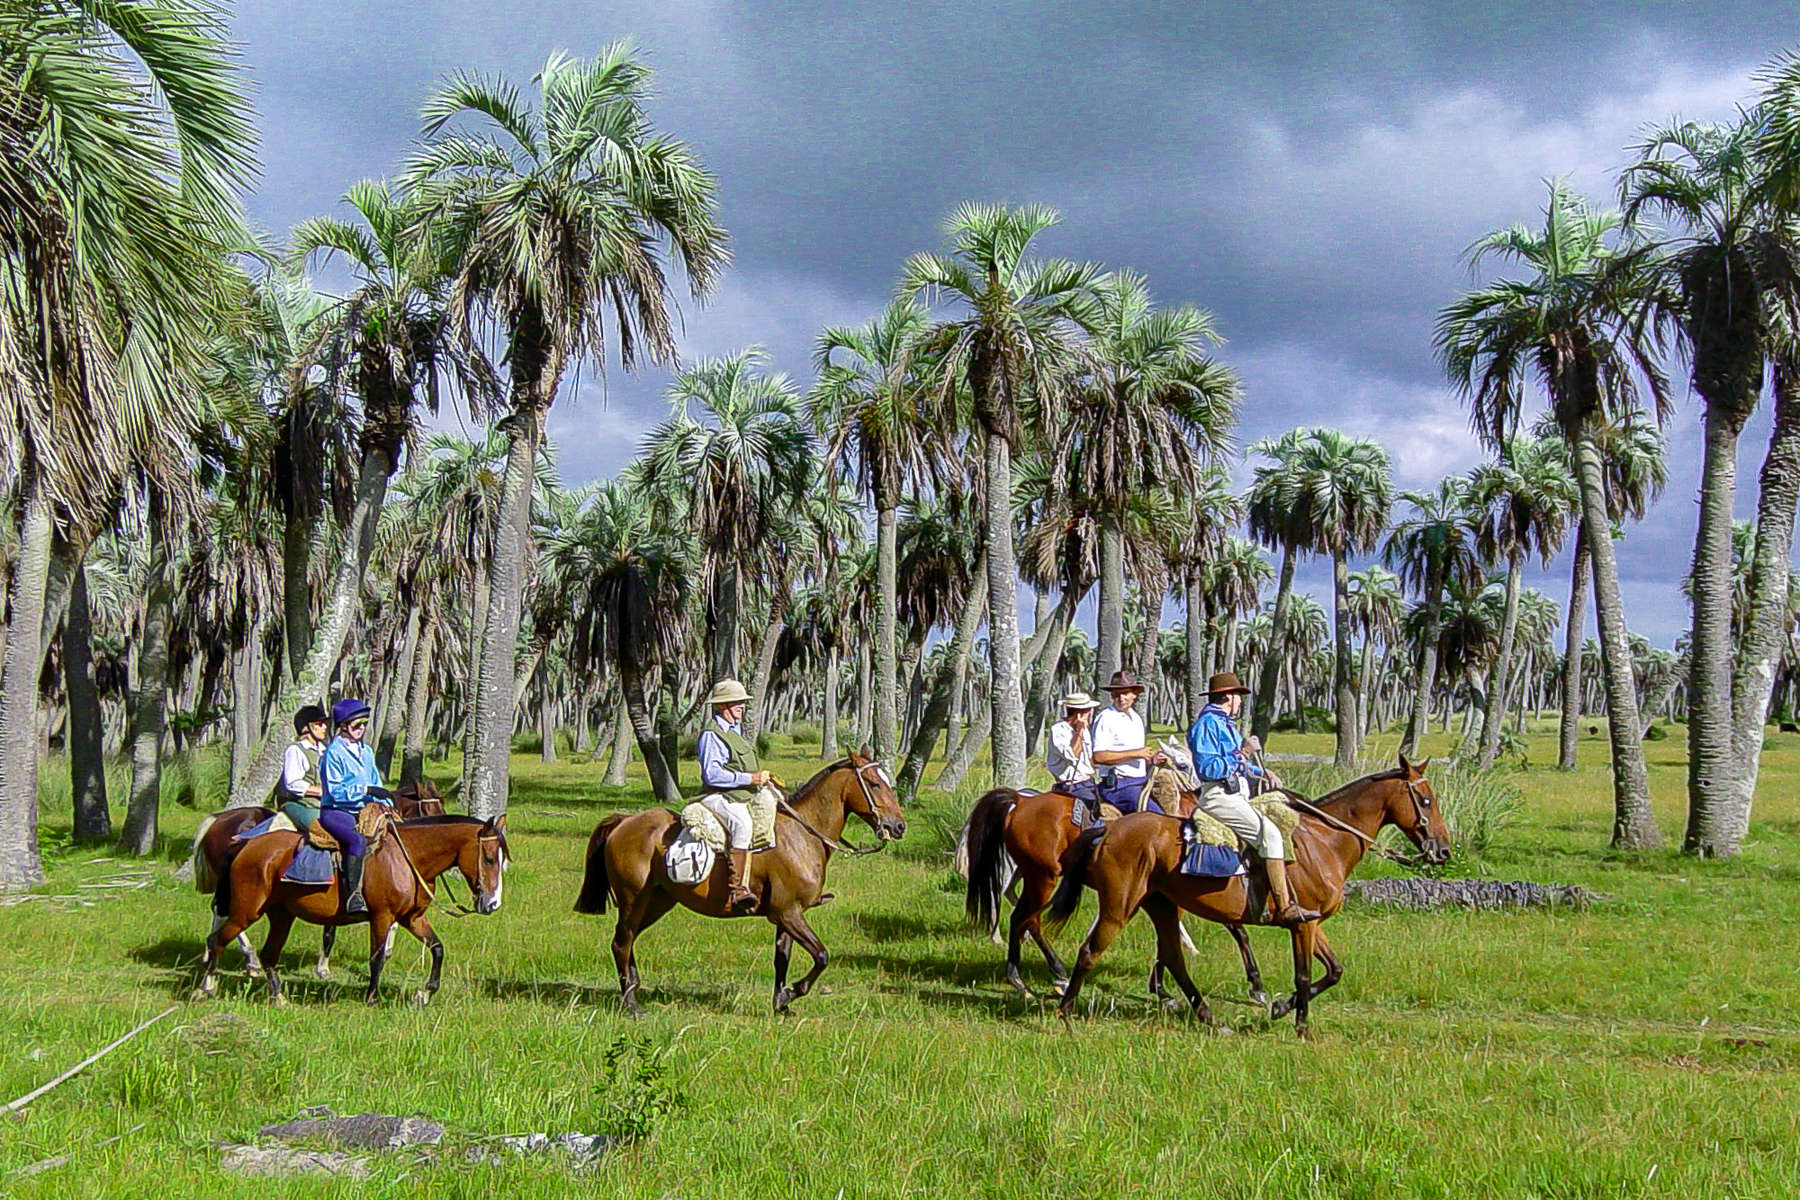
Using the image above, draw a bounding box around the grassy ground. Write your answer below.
[3,719,1798,1198]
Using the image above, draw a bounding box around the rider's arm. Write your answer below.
[697,729,751,792]
[1187,715,1241,782]
[280,745,319,798]
[1047,721,1076,779]
[1089,711,1148,766]
[319,742,357,808]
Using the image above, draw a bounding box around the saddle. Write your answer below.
[356,801,394,853]
[680,787,780,852]
[1181,798,1302,860]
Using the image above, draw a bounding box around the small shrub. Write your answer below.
[788,720,821,745]
[593,1035,687,1143]
[755,731,773,757]
[1643,723,1669,741]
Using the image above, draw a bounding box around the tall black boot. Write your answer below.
[342,853,368,914]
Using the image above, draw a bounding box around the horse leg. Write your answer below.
[771,910,828,1012]
[193,917,241,1000]
[1230,923,1270,1009]
[400,913,444,1006]
[1278,922,1316,1038]
[1141,895,1213,1025]
[315,924,336,980]
[611,887,663,1017]
[1055,904,1132,1021]
[259,910,296,1008]
[1005,870,1059,996]
[773,928,794,1002]
[364,913,396,1006]
[1304,926,1343,1004]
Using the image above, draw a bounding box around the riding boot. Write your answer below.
[1264,856,1319,926]
[725,848,757,914]
[341,853,369,915]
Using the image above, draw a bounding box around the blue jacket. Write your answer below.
[320,736,386,812]
[1186,705,1265,785]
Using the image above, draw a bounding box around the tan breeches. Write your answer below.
[1197,779,1284,859]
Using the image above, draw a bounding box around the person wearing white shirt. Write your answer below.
[278,704,329,828]
[1091,670,1167,814]
[1045,692,1102,808]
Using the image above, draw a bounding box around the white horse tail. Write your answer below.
[191,814,219,894]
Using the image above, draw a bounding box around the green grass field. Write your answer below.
[3,720,1798,1198]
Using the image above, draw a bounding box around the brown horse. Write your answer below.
[192,812,509,1006]
[964,785,1269,1005]
[188,781,448,980]
[1047,755,1451,1036]
[574,750,906,1014]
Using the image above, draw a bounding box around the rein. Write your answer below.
[1253,752,1433,869]
[389,822,503,917]
[773,762,890,856]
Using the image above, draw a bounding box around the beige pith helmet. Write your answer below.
[1062,691,1102,711]
[705,678,752,706]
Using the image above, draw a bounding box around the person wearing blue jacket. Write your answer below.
[1185,673,1318,926]
[318,698,391,914]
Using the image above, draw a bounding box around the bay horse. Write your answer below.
[191,812,509,1006]
[187,780,449,980]
[573,749,905,1014]
[964,784,1268,1005]
[1046,754,1451,1036]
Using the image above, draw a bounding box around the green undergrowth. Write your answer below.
[2,719,1797,1198]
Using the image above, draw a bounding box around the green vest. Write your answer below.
[715,726,759,805]
[282,740,322,799]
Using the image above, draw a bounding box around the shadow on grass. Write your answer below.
[475,974,752,1015]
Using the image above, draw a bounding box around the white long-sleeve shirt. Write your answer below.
[1046,719,1096,783]
[1092,706,1149,779]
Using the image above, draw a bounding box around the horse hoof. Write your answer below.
[773,988,795,1012]
[1250,990,1269,1008]
[314,966,332,981]
[411,990,432,1007]
[1161,997,1187,1015]
[245,966,264,981]
[271,993,289,1009]
[365,993,381,1008]
[188,986,213,1003]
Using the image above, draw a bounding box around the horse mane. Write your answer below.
[1309,767,1408,808]
[399,813,511,858]
[790,758,857,805]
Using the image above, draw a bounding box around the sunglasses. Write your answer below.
[348,720,369,731]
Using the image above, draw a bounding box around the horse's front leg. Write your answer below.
[400,913,444,1006]
[1277,922,1316,1038]
[1229,923,1269,1009]
[1142,895,1213,1025]
[771,909,827,1013]
[365,913,397,1005]
[259,911,297,1007]
[315,923,336,980]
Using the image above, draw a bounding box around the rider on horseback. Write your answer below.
[278,704,328,831]
[1046,691,1102,811]
[1186,673,1319,927]
[1091,671,1168,814]
[696,679,773,914]
[319,698,390,915]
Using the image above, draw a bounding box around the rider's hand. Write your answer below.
[1265,770,1283,790]
[1244,735,1263,754]
[1149,751,1168,766]
[751,770,772,787]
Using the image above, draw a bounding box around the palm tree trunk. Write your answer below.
[1713,366,1800,854]
[983,434,1027,787]
[854,641,871,748]
[1185,575,1208,728]
[898,555,987,798]
[709,565,741,684]
[1358,634,1378,745]
[375,605,420,777]
[1251,545,1297,743]
[1023,589,1080,759]
[1095,518,1125,688]
[1558,524,1590,770]
[1685,404,1744,853]
[873,494,899,761]
[1222,612,1239,675]
[539,693,558,764]
[620,661,680,804]
[399,623,436,787]
[227,447,396,810]
[604,697,632,785]
[283,511,312,681]
[121,492,175,857]
[1332,550,1357,770]
[936,689,992,792]
[0,477,55,889]
[743,609,787,744]
[465,401,547,819]
[229,614,268,788]
[1478,557,1523,768]
[821,645,840,760]
[461,569,490,773]
[1401,562,1446,760]
[1574,425,1658,848]
[1132,576,1160,698]
[65,559,111,843]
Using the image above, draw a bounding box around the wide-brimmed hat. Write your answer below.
[704,679,752,706]
[1062,691,1102,711]
[1101,670,1147,694]
[331,698,371,727]
[1207,672,1251,697]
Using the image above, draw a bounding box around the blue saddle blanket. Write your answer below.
[233,817,336,886]
[1180,841,1245,878]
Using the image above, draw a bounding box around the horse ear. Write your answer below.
[1416,758,1431,776]
[1397,750,1413,773]
[495,814,506,832]
[857,743,872,761]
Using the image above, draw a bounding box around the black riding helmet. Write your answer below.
[293,704,328,736]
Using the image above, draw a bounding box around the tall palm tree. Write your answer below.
[1171,468,1242,723]
[1620,116,1800,856]
[813,298,948,760]
[1437,181,1670,847]
[901,203,1101,786]
[1347,564,1405,747]
[1061,271,1238,686]
[1203,536,1271,678]
[1245,429,1308,742]
[1384,478,1480,759]
[1469,435,1577,767]
[0,0,255,888]
[408,45,727,818]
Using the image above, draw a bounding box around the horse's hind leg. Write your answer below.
[1055,902,1133,1021]
[1286,923,1316,1038]
[1304,927,1342,1004]
[1230,923,1269,1008]
[364,913,396,1005]
[611,888,665,1016]
[259,911,297,1007]
[1141,895,1212,1025]
[1006,869,1061,996]
[772,910,828,1012]
[315,924,336,980]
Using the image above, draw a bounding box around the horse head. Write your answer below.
[459,815,510,914]
[1391,753,1452,865]
[844,745,907,842]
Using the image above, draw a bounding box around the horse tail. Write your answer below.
[573,814,626,915]
[1044,825,1105,932]
[963,789,1016,935]
[191,814,220,894]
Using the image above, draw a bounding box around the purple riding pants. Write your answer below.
[316,808,366,856]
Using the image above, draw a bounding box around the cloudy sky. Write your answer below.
[231,2,1799,647]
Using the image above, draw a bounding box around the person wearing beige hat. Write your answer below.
[1046,692,1102,809]
[1091,670,1168,814]
[1186,671,1318,926]
[696,679,773,913]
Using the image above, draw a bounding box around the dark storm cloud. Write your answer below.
[231,1,1796,643]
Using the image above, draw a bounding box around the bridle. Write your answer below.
[774,759,895,856]
[1271,772,1440,869]
[399,825,507,918]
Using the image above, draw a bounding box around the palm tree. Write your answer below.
[1203,536,1271,678]
[1437,181,1670,848]
[1171,468,1242,723]
[1245,429,1308,742]
[408,44,727,818]
[1061,271,1238,686]
[1620,116,1800,856]
[813,298,949,761]
[0,0,255,887]
[1347,565,1405,746]
[901,203,1102,786]
[1469,435,1577,767]
[1384,478,1480,759]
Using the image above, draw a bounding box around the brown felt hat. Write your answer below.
[1101,670,1147,693]
[1207,672,1251,697]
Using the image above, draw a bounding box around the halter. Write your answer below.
[399,826,507,918]
[776,759,893,856]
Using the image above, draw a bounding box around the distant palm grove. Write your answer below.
[7,3,1800,891]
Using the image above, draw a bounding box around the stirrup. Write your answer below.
[727,888,757,914]
[1271,902,1320,927]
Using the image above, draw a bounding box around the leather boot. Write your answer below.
[1264,856,1319,926]
[725,848,757,914]
[342,853,369,915]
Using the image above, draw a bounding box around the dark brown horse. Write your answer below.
[1047,755,1451,1036]
[188,781,448,980]
[192,812,509,1006]
[964,784,1268,1005]
[574,750,906,1014]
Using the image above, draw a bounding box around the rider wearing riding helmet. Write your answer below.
[318,698,390,914]
[279,704,329,832]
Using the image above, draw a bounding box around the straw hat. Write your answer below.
[704,679,752,706]
[1062,691,1102,711]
